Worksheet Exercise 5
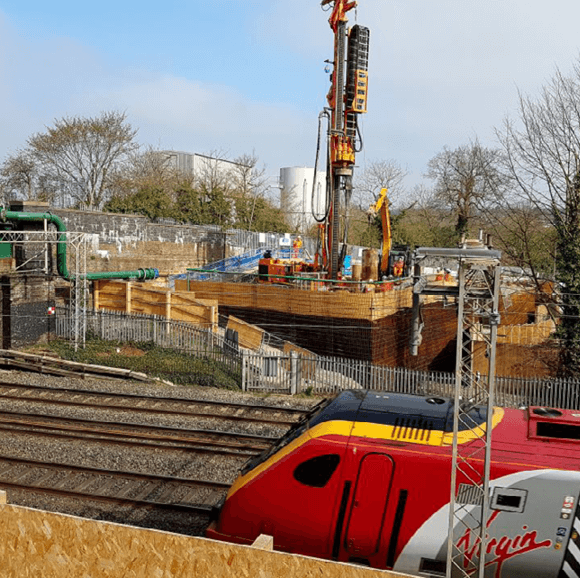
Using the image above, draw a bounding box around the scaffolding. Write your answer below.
[412,244,501,577]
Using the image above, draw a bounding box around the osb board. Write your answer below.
[131,286,168,317]
[175,278,194,293]
[227,315,264,350]
[497,318,556,345]
[473,341,559,378]
[184,281,416,321]
[283,342,317,358]
[170,293,217,327]
[95,296,126,312]
[94,279,127,299]
[0,501,411,578]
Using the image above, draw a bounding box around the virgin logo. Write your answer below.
[456,511,552,577]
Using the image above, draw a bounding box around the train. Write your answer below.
[206,389,580,577]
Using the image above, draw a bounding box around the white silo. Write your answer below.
[279,167,327,232]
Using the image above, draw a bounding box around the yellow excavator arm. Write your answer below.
[368,188,392,273]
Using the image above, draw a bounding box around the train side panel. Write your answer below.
[208,432,350,559]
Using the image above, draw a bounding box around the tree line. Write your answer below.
[350,60,580,376]
[0,112,291,233]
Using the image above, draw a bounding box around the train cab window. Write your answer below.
[293,454,340,488]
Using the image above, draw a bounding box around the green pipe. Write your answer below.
[0,209,159,282]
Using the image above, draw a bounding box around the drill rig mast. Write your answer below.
[319,0,369,279]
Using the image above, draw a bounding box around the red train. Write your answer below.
[207,390,580,577]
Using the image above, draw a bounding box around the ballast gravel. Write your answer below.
[0,368,324,536]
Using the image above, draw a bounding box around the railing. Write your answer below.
[54,308,580,409]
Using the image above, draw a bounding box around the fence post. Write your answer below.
[126,282,132,314]
[241,352,247,392]
[94,281,101,310]
[290,352,301,395]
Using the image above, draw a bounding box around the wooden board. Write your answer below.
[183,281,417,321]
[0,501,409,578]
[94,280,216,330]
[227,316,264,350]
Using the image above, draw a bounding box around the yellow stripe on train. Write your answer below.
[226,408,504,499]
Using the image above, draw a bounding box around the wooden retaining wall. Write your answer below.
[94,280,218,331]
[176,280,418,321]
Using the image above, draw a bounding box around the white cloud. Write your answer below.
[0,9,317,180]
[90,74,314,166]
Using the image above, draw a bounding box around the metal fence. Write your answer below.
[55,308,242,385]
[54,308,580,410]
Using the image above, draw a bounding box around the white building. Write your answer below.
[279,167,326,231]
[161,151,244,182]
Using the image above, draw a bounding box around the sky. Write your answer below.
[1,0,580,203]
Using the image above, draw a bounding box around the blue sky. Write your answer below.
[1,0,580,203]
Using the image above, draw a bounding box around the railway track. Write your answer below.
[0,376,324,536]
[0,454,225,535]
[0,409,277,457]
[0,382,310,426]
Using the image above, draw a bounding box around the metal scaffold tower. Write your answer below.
[0,229,89,351]
[411,242,501,577]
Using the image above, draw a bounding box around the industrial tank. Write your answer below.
[279,167,326,231]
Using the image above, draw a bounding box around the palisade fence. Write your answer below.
[55,308,580,410]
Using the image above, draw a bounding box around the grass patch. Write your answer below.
[47,338,241,390]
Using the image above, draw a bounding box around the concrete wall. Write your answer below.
[0,492,410,578]
[9,201,228,276]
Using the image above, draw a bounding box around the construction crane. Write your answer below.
[318,0,369,280]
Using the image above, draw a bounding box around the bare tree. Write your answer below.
[109,146,183,198]
[426,139,506,238]
[229,152,270,230]
[0,150,41,202]
[194,149,233,196]
[354,159,407,210]
[392,184,457,248]
[498,62,580,375]
[27,111,138,209]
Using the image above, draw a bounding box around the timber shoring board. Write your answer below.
[0,349,149,381]
[226,316,264,350]
[94,280,216,328]
[283,342,317,380]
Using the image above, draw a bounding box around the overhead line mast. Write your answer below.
[319,0,369,279]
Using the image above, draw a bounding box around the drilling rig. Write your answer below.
[318,0,369,280]
[258,0,369,285]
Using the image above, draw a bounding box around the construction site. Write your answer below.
[0,1,578,578]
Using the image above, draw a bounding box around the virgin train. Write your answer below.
[206,390,580,577]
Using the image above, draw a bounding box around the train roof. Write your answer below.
[242,390,580,476]
[310,390,487,433]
